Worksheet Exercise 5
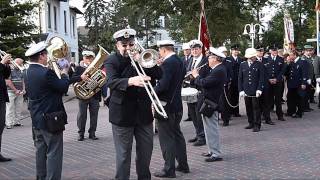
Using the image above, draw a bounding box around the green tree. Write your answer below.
[0,0,38,58]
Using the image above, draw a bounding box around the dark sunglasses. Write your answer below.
[122,43,135,48]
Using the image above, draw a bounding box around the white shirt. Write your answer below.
[163,52,176,62]
[192,54,203,69]
[28,62,47,68]
[294,57,300,63]
[211,63,222,70]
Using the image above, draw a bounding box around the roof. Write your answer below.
[69,6,83,14]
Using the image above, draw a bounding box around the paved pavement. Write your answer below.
[1,87,320,179]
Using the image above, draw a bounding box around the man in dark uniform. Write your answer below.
[104,28,162,180]
[256,45,275,125]
[71,50,101,141]
[185,39,207,146]
[218,46,233,126]
[227,44,242,117]
[285,50,308,118]
[154,40,189,178]
[262,45,286,121]
[0,53,12,162]
[301,45,315,112]
[181,42,192,122]
[24,41,71,180]
[239,48,264,132]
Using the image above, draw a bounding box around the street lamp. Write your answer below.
[243,23,264,48]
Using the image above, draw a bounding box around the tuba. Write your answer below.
[74,45,109,99]
[46,36,69,79]
[128,39,168,119]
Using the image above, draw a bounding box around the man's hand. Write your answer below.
[269,79,277,84]
[256,90,262,97]
[239,91,245,97]
[301,85,306,90]
[191,69,199,78]
[128,75,151,87]
[307,79,312,85]
[81,73,89,81]
[61,68,69,76]
[156,58,164,66]
[1,54,11,64]
[316,78,320,83]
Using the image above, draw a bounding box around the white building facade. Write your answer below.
[37,0,82,62]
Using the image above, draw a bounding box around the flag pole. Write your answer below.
[198,0,204,40]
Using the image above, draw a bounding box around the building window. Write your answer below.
[72,16,75,37]
[53,6,57,31]
[47,3,51,29]
[64,10,67,34]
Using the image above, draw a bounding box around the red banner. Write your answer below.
[198,0,212,55]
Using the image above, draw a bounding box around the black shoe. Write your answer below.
[89,134,99,140]
[183,117,192,122]
[65,94,69,96]
[193,140,206,146]
[201,152,212,157]
[222,122,229,126]
[188,137,198,143]
[278,117,286,121]
[233,114,241,117]
[252,127,260,132]
[0,155,12,162]
[292,114,302,118]
[265,121,275,125]
[304,108,313,112]
[245,125,253,129]
[13,123,23,127]
[176,165,190,173]
[205,156,223,162]
[78,135,84,141]
[154,170,176,178]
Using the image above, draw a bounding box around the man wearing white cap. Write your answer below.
[24,41,71,179]
[153,40,189,178]
[238,48,264,132]
[104,28,162,180]
[185,39,207,146]
[69,50,101,141]
[191,47,227,162]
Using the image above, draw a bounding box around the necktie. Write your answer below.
[191,59,196,69]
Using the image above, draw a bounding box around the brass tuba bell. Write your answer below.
[46,36,69,79]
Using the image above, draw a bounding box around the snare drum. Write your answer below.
[181,87,198,103]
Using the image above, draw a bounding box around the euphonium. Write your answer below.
[74,45,109,100]
[46,37,68,79]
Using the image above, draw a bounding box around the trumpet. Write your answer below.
[184,62,208,78]
[128,39,168,119]
[0,49,25,71]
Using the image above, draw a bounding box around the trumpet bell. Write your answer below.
[139,49,159,68]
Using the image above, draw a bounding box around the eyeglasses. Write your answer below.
[122,43,135,48]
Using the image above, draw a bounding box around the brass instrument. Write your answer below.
[128,39,168,119]
[0,50,25,71]
[46,36,69,79]
[184,62,208,78]
[74,45,109,99]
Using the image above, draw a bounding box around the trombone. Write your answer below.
[0,50,25,71]
[128,39,168,119]
[184,62,208,78]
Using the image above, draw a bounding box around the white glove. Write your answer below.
[307,79,312,85]
[239,91,245,97]
[316,78,320,83]
[256,90,262,97]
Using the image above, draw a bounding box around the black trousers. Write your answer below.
[0,102,6,152]
[221,86,231,124]
[77,98,100,135]
[259,90,271,121]
[229,84,240,115]
[303,85,312,110]
[157,112,189,174]
[287,88,304,116]
[267,83,283,118]
[244,96,261,128]
[187,102,205,140]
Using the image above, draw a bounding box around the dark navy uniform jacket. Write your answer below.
[24,64,69,130]
[0,63,10,103]
[262,55,286,82]
[155,54,185,113]
[285,59,308,89]
[226,56,242,86]
[257,56,269,90]
[238,60,264,96]
[181,55,192,71]
[105,52,162,127]
[222,58,233,85]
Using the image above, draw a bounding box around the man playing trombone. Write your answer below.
[104,28,162,180]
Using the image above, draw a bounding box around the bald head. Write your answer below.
[14,58,24,66]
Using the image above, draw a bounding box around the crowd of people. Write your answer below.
[0,27,320,180]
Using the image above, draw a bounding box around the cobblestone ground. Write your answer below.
[1,89,320,179]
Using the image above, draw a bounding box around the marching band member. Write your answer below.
[239,48,264,132]
[0,53,11,162]
[312,49,320,108]
[285,50,308,118]
[227,44,242,117]
[153,40,189,178]
[71,50,101,141]
[256,45,275,125]
[302,45,315,111]
[186,39,207,146]
[263,45,286,121]
[24,41,70,180]
[104,28,162,180]
[181,42,192,122]
[191,47,226,162]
